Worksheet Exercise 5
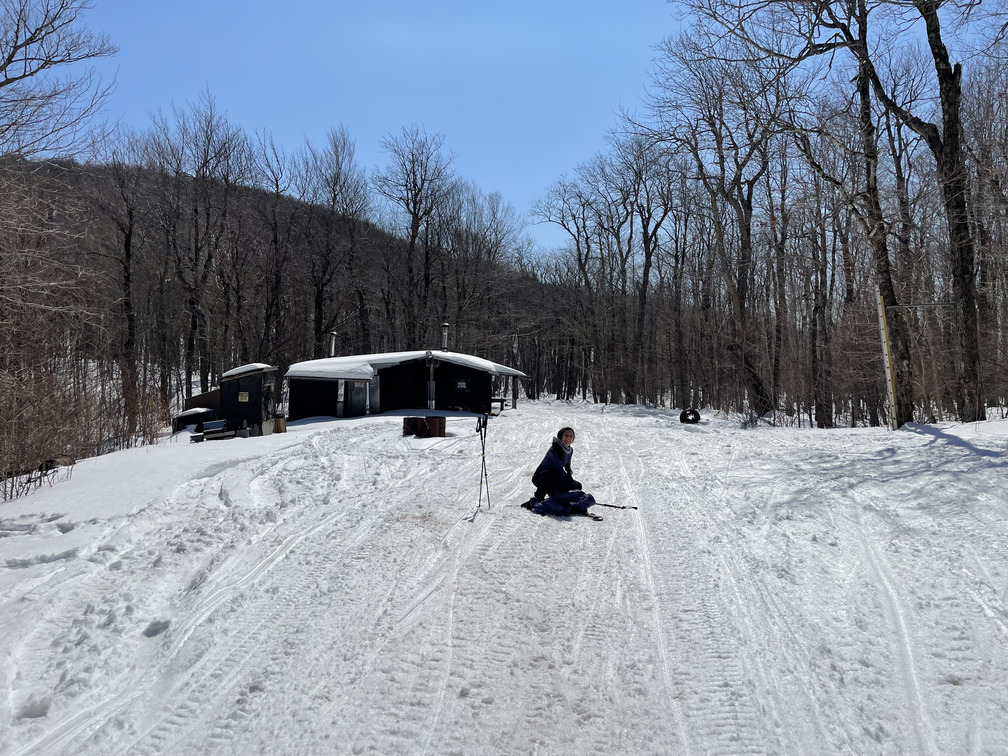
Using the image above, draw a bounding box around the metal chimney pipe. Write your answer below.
[441,322,449,351]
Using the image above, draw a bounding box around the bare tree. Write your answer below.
[236,129,312,370]
[303,125,370,357]
[963,47,1008,409]
[438,180,521,351]
[580,151,636,401]
[0,0,115,157]
[676,0,985,421]
[610,133,679,403]
[88,127,148,435]
[647,31,776,417]
[143,92,247,396]
[372,125,453,348]
[0,0,114,498]
[532,175,601,292]
[0,158,94,498]
[533,171,615,400]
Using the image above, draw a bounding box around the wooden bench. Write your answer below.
[191,419,237,442]
[491,397,508,414]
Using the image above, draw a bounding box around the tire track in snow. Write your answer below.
[490,508,640,755]
[616,433,690,751]
[113,466,401,754]
[446,510,546,752]
[126,430,457,753]
[856,516,937,756]
[705,447,804,746]
[705,432,937,753]
[840,426,1008,754]
[419,556,458,756]
[852,484,1008,753]
[389,508,498,637]
[328,422,525,754]
[16,430,423,756]
[700,440,838,753]
[434,512,546,753]
[640,429,785,755]
[342,510,532,753]
[698,425,1008,754]
[965,547,1008,636]
[568,503,622,669]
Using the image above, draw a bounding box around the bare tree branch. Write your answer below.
[0,0,116,157]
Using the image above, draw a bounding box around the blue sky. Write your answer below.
[83,0,677,250]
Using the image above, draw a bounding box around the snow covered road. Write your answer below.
[2,402,1007,754]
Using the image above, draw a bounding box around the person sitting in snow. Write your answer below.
[524,426,583,508]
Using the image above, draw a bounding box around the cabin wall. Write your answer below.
[288,378,340,422]
[434,364,492,413]
[376,361,430,412]
[220,373,275,428]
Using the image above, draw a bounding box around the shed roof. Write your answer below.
[286,350,526,381]
[221,362,276,380]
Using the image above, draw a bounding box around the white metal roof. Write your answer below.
[221,362,276,380]
[285,350,526,381]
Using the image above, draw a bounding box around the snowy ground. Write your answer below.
[2,401,1007,755]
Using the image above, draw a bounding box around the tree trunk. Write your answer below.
[856,42,915,428]
[313,284,327,359]
[920,4,984,421]
[119,211,138,436]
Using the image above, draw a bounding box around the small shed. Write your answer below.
[173,389,219,434]
[220,363,281,435]
[183,389,220,416]
[171,406,216,433]
[285,350,526,422]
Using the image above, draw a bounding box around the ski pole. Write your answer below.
[476,415,490,509]
[595,502,638,510]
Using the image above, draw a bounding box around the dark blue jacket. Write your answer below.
[532,439,580,494]
[530,489,596,517]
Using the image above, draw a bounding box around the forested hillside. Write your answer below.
[3,0,1007,497]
